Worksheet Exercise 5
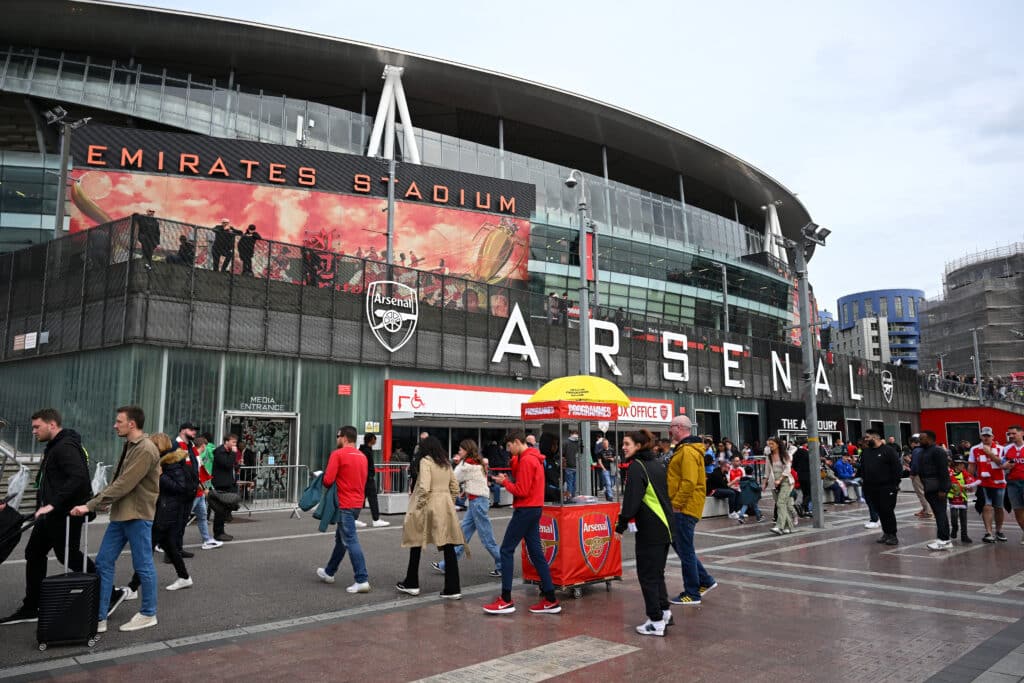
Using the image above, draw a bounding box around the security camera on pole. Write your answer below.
[779,222,832,529]
[44,107,91,241]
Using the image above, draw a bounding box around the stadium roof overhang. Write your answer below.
[2,0,815,247]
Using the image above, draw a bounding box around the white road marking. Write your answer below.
[703,563,1017,606]
[413,636,639,682]
[730,558,1022,590]
[978,568,1024,595]
[716,579,1017,623]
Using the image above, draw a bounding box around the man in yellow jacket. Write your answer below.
[666,415,717,606]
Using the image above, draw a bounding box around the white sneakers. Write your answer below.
[346,582,371,594]
[166,577,194,591]
[727,512,739,520]
[636,619,666,637]
[927,539,953,551]
[371,519,390,527]
[96,620,107,634]
[201,540,224,550]
[120,613,158,632]
[353,520,368,528]
[770,527,783,535]
[864,521,880,529]
[316,568,335,584]
[122,587,138,600]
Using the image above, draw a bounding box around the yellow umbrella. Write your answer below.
[527,375,631,407]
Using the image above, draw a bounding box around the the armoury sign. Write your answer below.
[71,125,534,218]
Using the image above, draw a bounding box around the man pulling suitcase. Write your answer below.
[71,405,160,633]
[0,409,111,626]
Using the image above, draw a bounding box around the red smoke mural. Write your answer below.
[68,169,530,285]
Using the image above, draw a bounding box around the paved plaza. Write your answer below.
[1,498,1022,682]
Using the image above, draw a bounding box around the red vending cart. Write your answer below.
[519,395,625,598]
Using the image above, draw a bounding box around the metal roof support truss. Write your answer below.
[366,65,421,164]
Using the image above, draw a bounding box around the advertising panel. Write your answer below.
[67,125,533,287]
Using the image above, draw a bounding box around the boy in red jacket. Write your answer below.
[483,431,561,615]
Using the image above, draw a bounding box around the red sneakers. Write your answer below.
[528,599,562,614]
[482,597,516,614]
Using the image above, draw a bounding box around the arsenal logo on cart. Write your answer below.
[579,513,612,573]
[537,514,559,565]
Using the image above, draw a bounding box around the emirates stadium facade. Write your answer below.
[0,1,919,471]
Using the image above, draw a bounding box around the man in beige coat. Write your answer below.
[71,405,160,634]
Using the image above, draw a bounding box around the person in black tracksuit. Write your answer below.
[211,434,239,541]
[917,431,952,546]
[791,443,812,516]
[237,225,261,275]
[0,410,93,624]
[360,434,384,525]
[134,210,161,269]
[858,430,903,545]
[616,429,674,636]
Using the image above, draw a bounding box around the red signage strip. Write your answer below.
[521,401,617,421]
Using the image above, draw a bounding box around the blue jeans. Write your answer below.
[96,519,157,619]
[600,469,614,501]
[500,507,553,597]
[564,469,577,498]
[192,495,212,544]
[324,509,368,583]
[737,503,761,517]
[439,496,501,571]
[672,512,714,600]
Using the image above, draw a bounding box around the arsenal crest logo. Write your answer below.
[537,514,559,565]
[579,513,612,573]
[659,405,669,420]
[366,280,419,353]
[881,370,894,405]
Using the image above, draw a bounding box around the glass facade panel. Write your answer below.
[894,296,903,318]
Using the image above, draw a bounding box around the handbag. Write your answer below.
[208,489,241,512]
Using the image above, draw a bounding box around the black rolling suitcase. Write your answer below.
[36,516,99,651]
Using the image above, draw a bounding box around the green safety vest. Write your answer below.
[635,459,671,540]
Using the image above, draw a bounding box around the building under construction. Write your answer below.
[920,243,1024,379]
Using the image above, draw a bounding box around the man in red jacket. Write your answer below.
[316,426,370,593]
[483,431,561,616]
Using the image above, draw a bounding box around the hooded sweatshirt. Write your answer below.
[37,428,92,515]
[503,446,545,508]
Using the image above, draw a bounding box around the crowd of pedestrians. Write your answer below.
[0,406,254,634]
[5,403,1023,644]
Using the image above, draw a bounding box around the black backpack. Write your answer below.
[180,459,200,501]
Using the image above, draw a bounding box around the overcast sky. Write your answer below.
[125,0,1023,310]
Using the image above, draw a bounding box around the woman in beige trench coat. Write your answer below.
[396,436,466,599]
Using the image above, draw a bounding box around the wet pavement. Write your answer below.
[1,498,1022,682]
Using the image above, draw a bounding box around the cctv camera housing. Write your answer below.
[564,178,577,189]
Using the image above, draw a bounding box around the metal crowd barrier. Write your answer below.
[235,464,308,516]
[375,463,411,494]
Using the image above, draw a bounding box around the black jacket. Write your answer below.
[37,429,92,515]
[359,444,376,484]
[792,447,811,480]
[706,468,729,495]
[858,445,903,490]
[154,451,191,526]
[212,445,237,490]
[917,445,951,494]
[615,449,672,546]
[238,231,261,258]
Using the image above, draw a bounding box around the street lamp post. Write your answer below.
[565,169,593,496]
[781,222,831,529]
[44,107,90,241]
[969,328,983,401]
